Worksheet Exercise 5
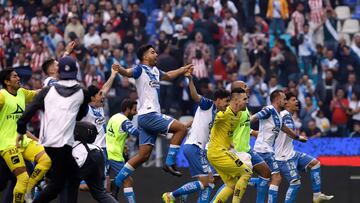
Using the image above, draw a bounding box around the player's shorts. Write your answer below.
[1,140,45,172]
[108,160,125,175]
[278,151,315,182]
[204,150,219,177]
[207,148,252,186]
[138,112,175,145]
[183,144,211,177]
[248,149,265,167]
[257,152,280,174]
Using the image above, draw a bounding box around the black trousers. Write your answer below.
[33,145,79,203]
[78,150,117,203]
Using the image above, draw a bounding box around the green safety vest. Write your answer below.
[233,108,251,153]
[106,113,129,162]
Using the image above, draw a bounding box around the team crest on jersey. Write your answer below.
[149,80,160,88]
[162,114,171,120]
[95,117,105,125]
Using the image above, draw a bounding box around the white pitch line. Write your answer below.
[350,176,360,180]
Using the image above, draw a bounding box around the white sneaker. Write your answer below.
[313,193,334,203]
[24,192,33,203]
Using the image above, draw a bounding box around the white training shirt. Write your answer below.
[254,105,283,153]
[274,110,296,161]
[185,96,217,149]
[133,64,163,115]
[81,105,106,148]
[42,76,58,87]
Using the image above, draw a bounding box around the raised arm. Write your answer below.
[100,64,119,97]
[161,64,193,81]
[281,125,307,142]
[187,75,201,103]
[117,64,134,78]
[63,41,76,57]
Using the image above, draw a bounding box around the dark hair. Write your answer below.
[285,92,296,101]
[214,89,230,100]
[270,89,284,103]
[0,68,15,88]
[42,59,56,74]
[121,98,137,112]
[230,87,246,98]
[136,44,154,61]
[88,85,100,98]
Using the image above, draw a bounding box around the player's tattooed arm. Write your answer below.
[187,74,201,103]
[100,64,119,97]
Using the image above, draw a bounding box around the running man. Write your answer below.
[0,68,51,203]
[251,90,307,203]
[275,92,333,203]
[106,98,139,202]
[114,44,192,186]
[207,88,253,203]
[162,75,230,203]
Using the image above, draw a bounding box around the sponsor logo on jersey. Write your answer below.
[6,104,24,120]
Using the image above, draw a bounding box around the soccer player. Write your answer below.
[17,56,90,203]
[41,41,76,87]
[207,88,253,203]
[162,75,230,203]
[251,90,306,203]
[114,44,192,186]
[106,98,139,202]
[80,63,120,191]
[275,92,334,203]
[230,81,272,203]
[0,68,51,203]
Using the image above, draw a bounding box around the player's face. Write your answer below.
[287,96,299,112]
[93,91,104,107]
[216,97,230,111]
[237,93,248,111]
[6,71,21,90]
[279,93,286,108]
[128,104,137,120]
[145,48,158,66]
[49,61,59,78]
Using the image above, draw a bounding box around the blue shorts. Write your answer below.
[257,152,280,174]
[108,160,125,175]
[249,149,265,167]
[138,112,175,146]
[183,144,211,177]
[278,151,315,183]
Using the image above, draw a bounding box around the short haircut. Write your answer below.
[285,92,296,101]
[270,89,284,103]
[0,68,15,88]
[214,89,230,100]
[42,59,56,74]
[230,88,246,98]
[121,98,137,112]
[88,85,100,98]
[136,44,154,61]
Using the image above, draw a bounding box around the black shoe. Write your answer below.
[163,164,182,177]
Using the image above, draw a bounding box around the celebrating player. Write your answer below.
[275,92,333,203]
[162,74,230,203]
[114,44,193,188]
[207,87,253,203]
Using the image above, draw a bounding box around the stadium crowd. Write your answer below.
[0,0,360,139]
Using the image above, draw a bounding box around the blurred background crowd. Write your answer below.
[0,0,360,140]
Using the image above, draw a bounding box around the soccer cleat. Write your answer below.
[163,164,182,177]
[313,193,334,203]
[162,192,175,203]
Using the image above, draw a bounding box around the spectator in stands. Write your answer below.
[338,45,358,83]
[101,23,121,49]
[301,119,322,138]
[83,25,101,49]
[266,0,289,35]
[64,14,85,44]
[330,88,350,137]
[44,23,64,57]
[248,73,268,114]
[82,3,96,28]
[129,2,147,28]
[316,70,337,119]
[342,73,360,101]
[323,7,338,51]
[30,42,49,72]
[220,9,238,38]
[351,33,360,60]
[184,32,211,65]
[290,2,305,36]
[300,96,317,128]
[312,109,331,136]
[298,23,316,76]
[321,49,339,80]
[347,92,360,132]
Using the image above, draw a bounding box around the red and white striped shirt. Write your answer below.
[84,74,102,87]
[13,14,26,31]
[83,13,95,24]
[192,58,208,79]
[291,11,305,35]
[31,51,49,71]
[58,3,69,17]
[309,0,324,24]
[0,18,14,33]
